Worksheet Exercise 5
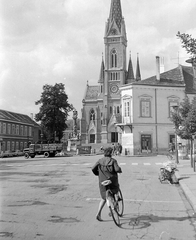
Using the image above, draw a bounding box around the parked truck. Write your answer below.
[24,143,63,158]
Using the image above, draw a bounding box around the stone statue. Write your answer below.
[73,109,78,138]
[67,108,81,152]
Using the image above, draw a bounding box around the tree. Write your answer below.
[176,32,196,165]
[171,96,192,140]
[35,83,73,142]
[176,31,196,59]
[171,96,196,166]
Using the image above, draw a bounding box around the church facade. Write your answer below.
[80,0,141,144]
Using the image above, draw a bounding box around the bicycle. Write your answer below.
[101,180,124,227]
[158,162,178,185]
[166,151,174,160]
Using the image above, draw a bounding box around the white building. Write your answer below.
[118,57,196,155]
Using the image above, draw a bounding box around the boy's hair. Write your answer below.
[104,147,113,157]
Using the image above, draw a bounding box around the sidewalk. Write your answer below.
[175,159,196,212]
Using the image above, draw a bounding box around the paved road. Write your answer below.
[1,155,196,239]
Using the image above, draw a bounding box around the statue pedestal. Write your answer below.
[67,138,81,152]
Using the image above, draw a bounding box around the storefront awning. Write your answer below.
[116,123,132,132]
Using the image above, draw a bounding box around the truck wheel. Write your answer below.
[24,153,29,159]
[30,155,35,158]
[44,152,49,158]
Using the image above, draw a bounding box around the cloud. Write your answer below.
[53,57,74,76]
[0,0,196,117]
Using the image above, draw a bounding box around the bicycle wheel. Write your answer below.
[116,189,124,217]
[108,193,120,227]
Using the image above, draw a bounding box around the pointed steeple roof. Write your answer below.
[127,52,135,83]
[98,54,105,83]
[109,0,123,31]
[136,53,141,81]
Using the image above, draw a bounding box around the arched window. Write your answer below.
[110,106,113,114]
[111,49,117,68]
[117,106,120,114]
[89,109,95,121]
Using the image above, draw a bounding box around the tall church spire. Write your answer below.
[136,53,141,81]
[105,0,126,40]
[98,54,105,83]
[109,0,123,31]
[127,52,135,83]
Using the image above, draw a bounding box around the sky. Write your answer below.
[0,0,196,119]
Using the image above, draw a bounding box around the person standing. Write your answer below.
[92,147,122,221]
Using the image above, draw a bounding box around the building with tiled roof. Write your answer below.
[80,0,196,154]
[119,57,196,155]
[81,0,141,144]
[0,109,40,153]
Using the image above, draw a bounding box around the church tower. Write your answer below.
[101,0,127,143]
[80,0,130,145]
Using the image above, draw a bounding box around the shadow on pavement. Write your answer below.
[119,213,195,230]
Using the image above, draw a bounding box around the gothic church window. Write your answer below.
[90,109,95,121]
[111,49,117,68]
[109,72,120,81]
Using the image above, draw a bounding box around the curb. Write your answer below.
[175,171,196,212]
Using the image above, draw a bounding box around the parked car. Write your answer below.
[14,150,24,157]
[1,151,13,158]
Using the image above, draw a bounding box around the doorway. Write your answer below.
[111,132,118,143]
[141,134,152,153]
[90,134,95,143]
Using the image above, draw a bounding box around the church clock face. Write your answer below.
[110,84,119,94]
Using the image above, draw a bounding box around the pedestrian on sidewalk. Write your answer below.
[92,147,122,221]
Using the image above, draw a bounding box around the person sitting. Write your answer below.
[91,147,122,221]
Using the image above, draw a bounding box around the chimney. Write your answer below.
[160,57,165,74]
[156,56,160,81]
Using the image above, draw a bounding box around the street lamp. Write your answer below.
[172,106,179,164]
